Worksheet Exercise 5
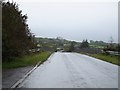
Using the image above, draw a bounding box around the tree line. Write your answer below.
[2,1,34,61]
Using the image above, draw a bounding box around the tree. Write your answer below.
[116,44,120,52]
[69,41,75,52]
[80,39,89,48]
[2,1,33,61]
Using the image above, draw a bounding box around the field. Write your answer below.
[3,52,51,69]
[88,53,119,66]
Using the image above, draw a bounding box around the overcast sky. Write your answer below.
[10,0,118,43]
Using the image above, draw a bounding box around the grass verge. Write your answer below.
[82,53,119,66]
[3,52,52,69]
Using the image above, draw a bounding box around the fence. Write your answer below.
[105,51,120,56]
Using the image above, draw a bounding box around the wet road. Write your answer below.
[18,52,118,88]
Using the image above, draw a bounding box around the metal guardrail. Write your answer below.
[105,51,120,56]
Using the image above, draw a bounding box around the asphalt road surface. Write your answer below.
[18,52,118,88]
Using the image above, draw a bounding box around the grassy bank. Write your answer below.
[83,53,119,66]
[3,52,52,69]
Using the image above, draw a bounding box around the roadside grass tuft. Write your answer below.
[3,52,51,69]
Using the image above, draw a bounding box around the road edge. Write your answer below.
[11,52,55,88]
